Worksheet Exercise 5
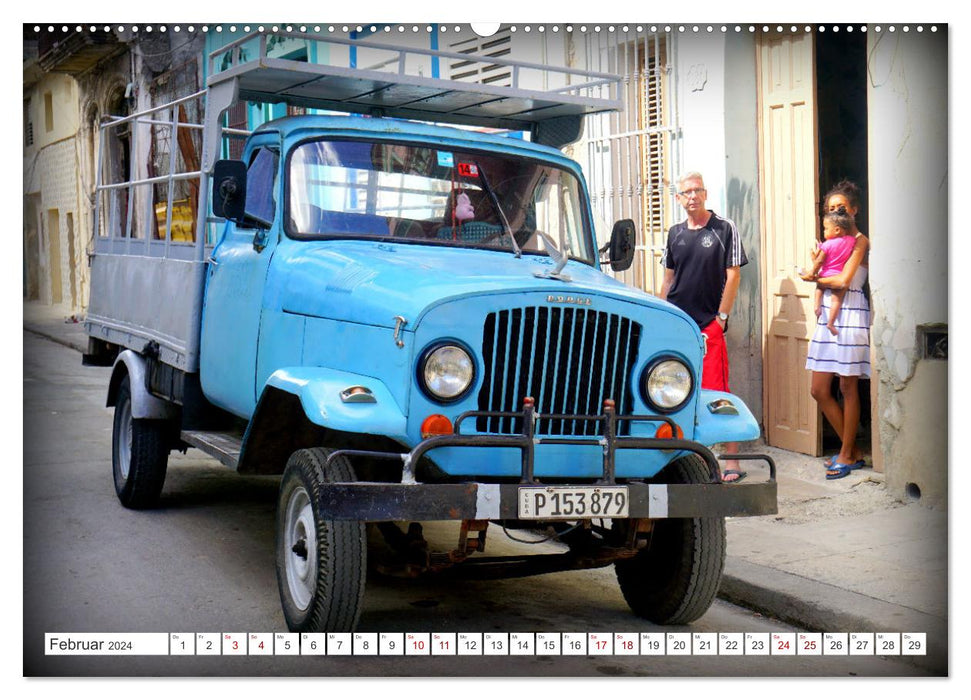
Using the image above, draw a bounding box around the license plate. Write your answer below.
[518,486,629,520]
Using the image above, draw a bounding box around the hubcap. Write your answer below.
[284,485,317,611]
[118,396,132,479]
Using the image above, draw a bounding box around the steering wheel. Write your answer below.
[394,220,426,238]
[477,229,528,249]
[476,232,505,246]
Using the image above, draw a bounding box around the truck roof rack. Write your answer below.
[206,31,623,150]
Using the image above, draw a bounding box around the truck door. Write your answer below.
[199,139,280,418]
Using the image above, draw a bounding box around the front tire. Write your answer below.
[615,454,726,624]
[276,448,366,632]
[111,375,170,509]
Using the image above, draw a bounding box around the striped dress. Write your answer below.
[805,265,871,377]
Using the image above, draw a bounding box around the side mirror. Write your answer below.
[212,160,247,224]
[607,219,636,271]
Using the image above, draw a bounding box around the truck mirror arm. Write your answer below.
[236,212,273,231]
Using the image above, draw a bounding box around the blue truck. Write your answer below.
[84,32,776,633]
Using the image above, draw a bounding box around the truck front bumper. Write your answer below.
[312,474,776,522]
[317,400,777,522]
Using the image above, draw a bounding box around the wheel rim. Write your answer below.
[118,396,132,480]
[284,485,317,612]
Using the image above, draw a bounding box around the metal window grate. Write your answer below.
[477,306,641,436]
[639,45,670,258]
[567,29,679,295]
[24,98,34,147]
[225,101,248,160]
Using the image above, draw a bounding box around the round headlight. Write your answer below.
[421,344,475,401]
[645,358,693,412]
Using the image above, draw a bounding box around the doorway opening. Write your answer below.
[47,208,62,304]
[815,30,872,459]
[24,194,41,301]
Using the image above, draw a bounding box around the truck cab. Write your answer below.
[203,116,730,478]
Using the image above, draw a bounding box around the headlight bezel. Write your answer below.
[641,355,695,414]
[416,340,477,404]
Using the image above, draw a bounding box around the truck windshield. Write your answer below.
[287,139,593,263]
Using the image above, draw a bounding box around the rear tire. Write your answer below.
[111,375,170,509]
[276,448,366,632]
[615,454,725,624]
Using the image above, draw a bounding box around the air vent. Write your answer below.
[917,324,947,360]
[448,27,513,87]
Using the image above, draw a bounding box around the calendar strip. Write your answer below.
[44,632,927,656]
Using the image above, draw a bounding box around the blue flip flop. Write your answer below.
[823,456,865,470]
[826,461,863,480]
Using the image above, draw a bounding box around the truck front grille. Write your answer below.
[477,306,641,436]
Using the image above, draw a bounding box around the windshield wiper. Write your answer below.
[474,161,521,258]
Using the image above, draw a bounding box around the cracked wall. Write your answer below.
[867,28,947,506]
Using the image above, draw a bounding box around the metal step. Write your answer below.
[180,429,244,470]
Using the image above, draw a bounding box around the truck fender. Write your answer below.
[692,389,761,446]
[106,350,180,420]
[234,368,410,475]
[262,367,409,438]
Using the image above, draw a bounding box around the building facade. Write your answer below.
[23,63,82,310]
[23,23,948,505]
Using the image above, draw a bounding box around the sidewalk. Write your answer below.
[722,450,947,674]
[23,300,89,354]
[23,300,948,674]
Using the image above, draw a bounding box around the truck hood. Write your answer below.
[277,240,684,328]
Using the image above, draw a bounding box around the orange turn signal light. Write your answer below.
[421,414,454,439]
[655,422,684,440]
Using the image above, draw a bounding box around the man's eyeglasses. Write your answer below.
[678,187,706,197]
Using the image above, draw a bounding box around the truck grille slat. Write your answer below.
[568,309,588,433]
[616,317,634,424]
[561,308,581,434]
[547,308,567,432]
[477,306,641,436]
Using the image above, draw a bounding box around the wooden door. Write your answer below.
[757,31,821,455]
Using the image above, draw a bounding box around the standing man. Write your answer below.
[660,172,748,482]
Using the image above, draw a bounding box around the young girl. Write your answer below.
[801,209,857,336]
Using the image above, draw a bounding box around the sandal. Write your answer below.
[722,469,747,483]
[823,456,866,470]
[826,462,860,480]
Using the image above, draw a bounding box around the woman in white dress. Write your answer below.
[804,181,871,479]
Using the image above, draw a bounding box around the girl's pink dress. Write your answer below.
[819,235,856,277]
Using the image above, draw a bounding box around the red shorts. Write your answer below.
[700,318,730,392]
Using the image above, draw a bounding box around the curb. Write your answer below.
[719,557,947,674]
[24,325,87,355]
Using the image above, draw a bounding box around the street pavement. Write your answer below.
[22,300,949,675]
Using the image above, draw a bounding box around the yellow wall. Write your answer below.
[25,72,79,152]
